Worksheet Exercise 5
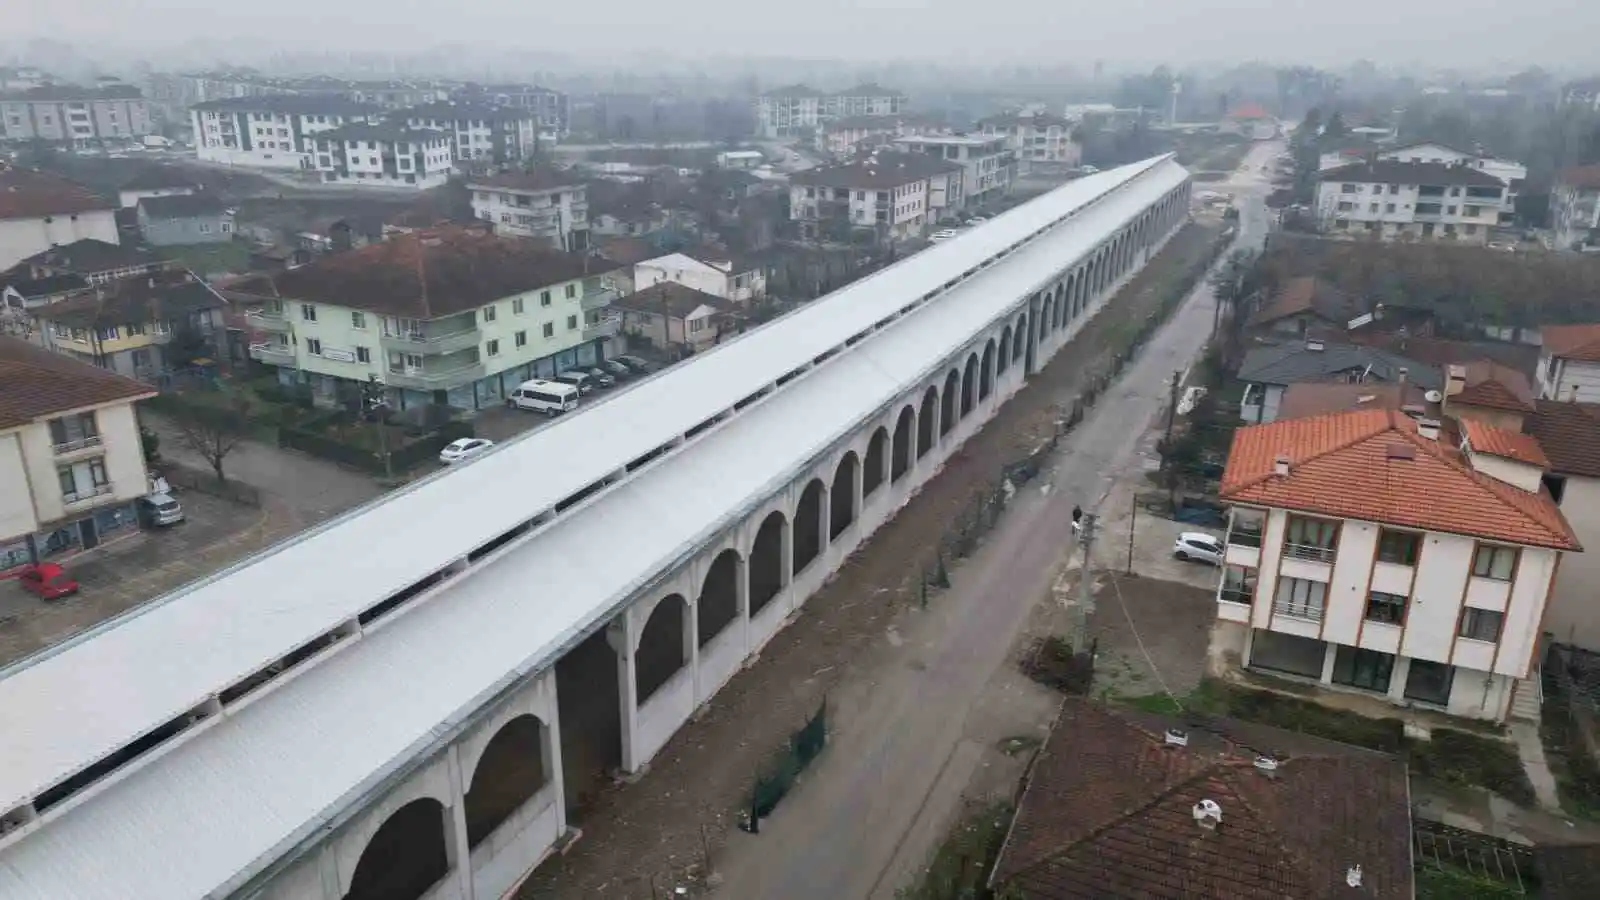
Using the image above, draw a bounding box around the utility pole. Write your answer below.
[1163,370,1183,446]
[363,375,393,480]
[1069,507,1098,655]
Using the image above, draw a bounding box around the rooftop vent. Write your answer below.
[1416,418,1441,440]
[1163,728,1189,748]
[1273,454,1291,476]
[1254,755,1280,776]
[1346,864,1363,888]
[1193,798,1222,830]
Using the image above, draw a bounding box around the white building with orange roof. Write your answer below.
[1211,407,1579,722]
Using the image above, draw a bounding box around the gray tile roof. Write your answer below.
[1237,341,1442,389]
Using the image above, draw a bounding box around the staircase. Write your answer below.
[1508,672,1543,723]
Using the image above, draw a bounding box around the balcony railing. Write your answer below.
[583,316,620,342]
[63,483,114,505]
[53,436,103,455]
[379,327,482,356]
[1219,588,1253,605]
[1283,543,1336,564]
[1227,529,1263,549]
[1272,600,1325,623]
[249,342,296,365]
[580,288,617,312]
[245,308,291,332]
[384,361,485,390]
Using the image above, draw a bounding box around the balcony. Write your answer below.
[1272,600,1325,623]
[63,483,115,506]
[1227,528,1263,548]
[384,360,485,391]
[580,288,617,312]
[1219,588,1253,605]
[52,435,103,456]
[245,308,291,332]
[379,327,483,357]
[249,342,296,365]
[1282,543,1336,564]
[583,316,620,342]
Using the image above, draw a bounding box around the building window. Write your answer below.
[567,314,578,330]
[1376,529,1420,565]
[513,298,525,314]
[355,347,371,363]
[1365,591,1407,625]
[515,330,527,348]
[306,338,322,355]
[351,311,366,329]
[483,305,497,323]
[541,290,551,307]
[1472,544,1518,581]
[1340,183,1357,193]
[1273,577,1327,622]
[301,303,317,322]
[48,413,99,452]
[542,322,554,338]
[486,339,500,357]
[1459,607,1505,642]
[1220,565,1256,604]
[1404,659,1453,706]
[1331,645,1394,693]
[1283,516,1339,563]
[1386,203,1396,213]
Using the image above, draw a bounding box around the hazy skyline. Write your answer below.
[9,0,1600,72]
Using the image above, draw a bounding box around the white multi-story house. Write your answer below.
[0,84,153,147]
[756,83,908,138]
[1211,407,1577,722]
[1537,324,1600,401]
[977,113,1081,171]
[190,95,383,171]
[788,152,963,241]
[0,169,119,271]
[231,228,622,412]
[632,248,767,304]
[1377,142,1524,224]
[308,124,453,190]
[456,84,569,141]
[1551,165,1600,251]
[820,114,948,158]
[0,336,156,572]
[1314,160,1506,243]
[1526,399,1600,650]
[893,134,1016,212]
[394,102,543,166]
[467,171,590,251]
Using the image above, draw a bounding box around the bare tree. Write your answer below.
[172,389,253,483]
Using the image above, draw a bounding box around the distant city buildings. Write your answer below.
[788,152,962,241]
[756,83,907,139]
[976,112,1082,170]
[893,133,1016,212]
[1314,160,1506,244]
[1551,164,1600,251]
[395,102,547,167]
[0,84,153,147]
[190,95,383,171]
[308,124,454,190]
[820,114,948,158]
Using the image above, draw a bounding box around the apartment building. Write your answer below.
[1314,160,1506,243]
[632,247,766,303]
[190,95,383,171]
[1537,323,1600,401]
[977,113,1081,170]
[821,114,948,157]
[454,84,569,140]
[788,152,962,241]
[0,336,156,571]
[307,123,453,190]
[1526,400,1600,650]
[30,275,226,379]
[228,229,621,412]
[467,171,590,250]
[756,83,907,138]
[1212,408,1577,722]
[394,102,544,166]
[893,134,1016,213]
[0,169,119,271]
[1377,142,1524,223]
[0,84,153,147]
[1551,165,1600,251]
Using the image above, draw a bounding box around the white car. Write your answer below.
[930,229,960,242]
[438,437,495,465]
[1173,532,1224,566]
[965,215,989,225]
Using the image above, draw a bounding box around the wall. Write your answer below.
[635,255,727,299]
[1546,475,1600,649]
[0,432,39,542]
[0,210,119,270]
[1541,355,1600,402]
[139,211,232,246]
[15,401,148,526]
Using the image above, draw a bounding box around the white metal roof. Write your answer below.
[0,157,1188,900]
[0,155,1176,822]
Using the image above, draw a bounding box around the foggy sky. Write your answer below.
[10,0,1598,70]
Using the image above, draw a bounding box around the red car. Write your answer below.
[16,563,80,600]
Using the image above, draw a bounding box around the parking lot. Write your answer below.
[472,356,669,444]
[0,489,268,667]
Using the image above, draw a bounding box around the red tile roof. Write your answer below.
[0,167,115,220]
[1247,276,1357,328]
[1528,400,1600,478]
[1221,408,1578,550]
[992,700,1413,900]
[1452,359,1536,412]
[1559,164,1600,191]
[1462,418,1550,467]
[0,336,156,430]
[1542,324,1600,363]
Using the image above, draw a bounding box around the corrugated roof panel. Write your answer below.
[0,159,1189,900]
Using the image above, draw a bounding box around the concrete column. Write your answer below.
[443,744,475,899]
[684,594,700,681]
[605,616,641,772]
[818,482,831,553]
[853,445,865,512]
[1319,642,1338,685]
[541,677,568,830]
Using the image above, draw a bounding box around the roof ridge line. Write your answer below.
[1397,424,1573,545]
[1223,410,1394,496]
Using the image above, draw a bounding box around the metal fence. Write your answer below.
[1413,819,1536,895]
[745,698,828,834]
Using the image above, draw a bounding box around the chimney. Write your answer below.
[1416,418,1441,440]
[1273,454,1291,476]
[1445,363,1467,398]
[1192,799,1222,831]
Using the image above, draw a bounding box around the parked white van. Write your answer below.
[507,380,580,416]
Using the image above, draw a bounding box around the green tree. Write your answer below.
[1324,111,1348,139]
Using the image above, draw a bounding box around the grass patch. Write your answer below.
[1415,864,1525,900]
[897,800,1015,900]
[1113,679,1536,804]
[1539,671,1600,821]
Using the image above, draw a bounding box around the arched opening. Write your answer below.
[961,353,979,416]
[465,715,548,848]
[918,386,937,457]
[1065,276,1076,320]
[1053,286,1065,329]
[1040,297,1053,337]
[345,799,449,900]
[793,479,824,575]
[891,406,914,482]
[998,325,1012,373]
[940,371,959,436]
[830,451,858,539]
[635,594,687,704]
[555,627,620,823]
[980,340,996,400]
[749,511,786,616]
[864,427,888,496]
[698,549,741,647]
[1012,316,1027,361]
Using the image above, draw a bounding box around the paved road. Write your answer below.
[707,142,1281,899]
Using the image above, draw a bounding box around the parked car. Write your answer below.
[16,562,80,600]
[930,229,960,242]
[137,492,185,527]
[554,371,594,394]
[585,367,616,388]
[439,437,495,465]
[1172,532,1224,566]
[600,359,632,378]
[614,355,657,375]
[965,215,989,225]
